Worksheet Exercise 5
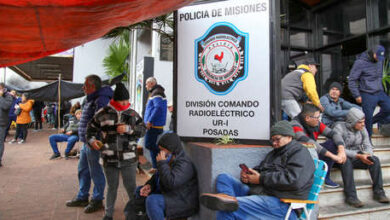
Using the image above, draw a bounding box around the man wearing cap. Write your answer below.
[281,57,324,119]
[332,108,389,207]
[320,82,360,127]
[200,121,315,220]
[348,45,390,136]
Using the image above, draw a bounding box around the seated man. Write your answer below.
[332,108,389,207]
[49,109,82,159]
[200,121,315,220]
[133,133,198,220]
[291,104,347,188]
[320,82,360,127]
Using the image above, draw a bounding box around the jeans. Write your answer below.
[34,110,42,130]
[216,173,297,220]
[0,126,7,163]
[146,194,165,220]
[5,116,17,141]
[103,162,137,217]
[281,99,301,119]
[319,140,339,180]
[49,134,79,154]
[14,123,28,141]
[76,144,106,201]
[340,156,384,199]
[361,91,390,136]
[144,128,163,168]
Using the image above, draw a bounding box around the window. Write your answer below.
[159,35,173,61]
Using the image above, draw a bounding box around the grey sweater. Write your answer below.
[281,69,306,100]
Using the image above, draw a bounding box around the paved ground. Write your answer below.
[0,127,149,220]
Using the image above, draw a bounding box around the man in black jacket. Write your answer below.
[200,121,315,220]
[0,83,13,167]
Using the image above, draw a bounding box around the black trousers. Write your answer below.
[15,123,28,141]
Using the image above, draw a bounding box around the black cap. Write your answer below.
[329,82,343,92]
[113,83,129,101]
[298,57,320,66]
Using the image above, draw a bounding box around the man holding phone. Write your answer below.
[332,108,389,207]
[0,83,13,167]
[200,121,315,220]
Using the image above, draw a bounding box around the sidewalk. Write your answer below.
[0,128,149,220]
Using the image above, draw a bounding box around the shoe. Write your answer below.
[33,129,38,132]
[346,197,364,208]
[49,153,61,160]
[102,215,113,220]
[84,199,104,213]
[17,140,25,144]
[64,153,69,160]
[66,197,89,207]
[8,139,16,144]
[324,178,340,188]
[374,193,390,203]
[200,193,239,211]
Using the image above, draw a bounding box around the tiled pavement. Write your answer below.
[0,128,149,220]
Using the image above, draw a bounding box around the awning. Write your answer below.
[0,0,192,67]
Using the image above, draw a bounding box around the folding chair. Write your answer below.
[281,159,328,220]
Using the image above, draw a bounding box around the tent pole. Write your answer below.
[58,74,61,133]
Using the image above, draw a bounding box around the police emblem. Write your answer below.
[195,22,249,95]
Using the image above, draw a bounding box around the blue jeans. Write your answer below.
[361,91,390,136]
[319,140,338,180]
[76,144,106,201]
[216,173,297,220]
[146,194,165,220]
[49,134,79,154]
[144,128,163,168]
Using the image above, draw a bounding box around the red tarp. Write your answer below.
[0,0,192,67]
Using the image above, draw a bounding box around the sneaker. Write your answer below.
[33,129,39,132]
[102,215,113,220]
[200,193,239,212]
[8,139,16,144]
[324,178,340,188]
[49,153,61,160]
[17,140,25,144]
[346,197,364,208]
[64,153,69,160]
[374,193,390,203]
[84,199,104,213]
[66,197,89,207]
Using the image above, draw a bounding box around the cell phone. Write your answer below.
[367,156,374,162]
[239,163,251,174]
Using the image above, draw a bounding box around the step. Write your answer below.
[318,200,390,219]
[317,134,390,146]
[372,147,390,162]
[319,179,390,206]
[329,162,390,184]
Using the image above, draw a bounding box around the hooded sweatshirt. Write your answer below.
[333,108,373,158]
[348,47,384,98]
[144,84,167,128]
[16,99,35,124]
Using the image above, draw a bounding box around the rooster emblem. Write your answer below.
[214,52,224,63]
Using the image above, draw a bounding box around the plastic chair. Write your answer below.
[281,159,328,220]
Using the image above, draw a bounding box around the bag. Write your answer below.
[14,108,22,116]
[124,196,149,220]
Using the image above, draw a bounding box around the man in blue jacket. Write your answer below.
[144,77,167,170]
[348,45,390,136]
[320,82,360,127]
[66,75,113,213]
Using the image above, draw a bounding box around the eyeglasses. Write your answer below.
[309,115,320,120]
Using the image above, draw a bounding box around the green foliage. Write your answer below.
[382,58,390,96]
[103,29,130,81]
[215,135,236,145]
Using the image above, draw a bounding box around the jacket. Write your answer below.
[78,86,113,143]
[144,84,167,128]
[348,51,384,98]
[333,108,373,158]
[281,65,321,107]
[8,97,21,119]
[16,99,34,124]
[0,92,13,126]
[291,113,345,157]
[63,115,80,136]
[320,93,360,127]
[254,140,315,200]
[87,102,146,167]
[147,135,199,218]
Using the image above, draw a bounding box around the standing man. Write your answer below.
[348,45,390,136]
[66,75,113,213]
[281,57,324,119]
[0,83,13,167]
[144,77,167,171]
[320,82,360,127]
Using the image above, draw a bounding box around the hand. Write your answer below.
[318,104,325,112]
[156,151,166,162]
[337,146,347,164]
[0,89,3,96]
[246,168,260,184]
[355,97,362,104]
[330,153,343,164]
[91,140,103,150]
[116,124,128,134]
[240,170,250,184]
[140,184,151,197]
[357,154,374,166]
[65,131,72,136]
[146,122,152,130]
